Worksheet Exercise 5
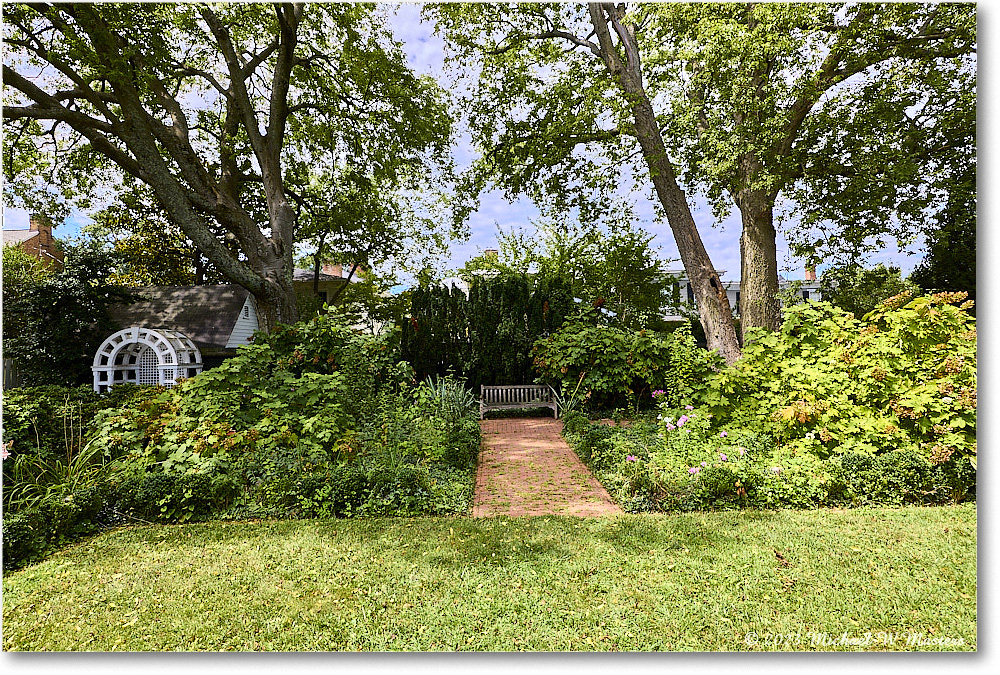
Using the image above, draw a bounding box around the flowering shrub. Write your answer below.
[701,293,976,467]
[564,298,978,514]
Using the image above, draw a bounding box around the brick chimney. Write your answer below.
[28,213,64,269]
[321,263,343,277]
[804,266,816,282]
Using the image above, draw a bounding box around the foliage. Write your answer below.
[329,273,412,335]
[478,218,683,331]
[564,412,974,515]
[1,386,99,460]
[430,3,974,341]
[819,264,919,319]
[4,3,455,329]
[428,3,741,363]
[2,486,110,570]
[2,313,481,569]
[645,2,975,332]
[82,314,475,518]
[84,188,233,286]
[0,384,166,515]
[532,311,719,411]
[2,243,53,301]
[1,241,135,386]
[559,293,976,513]
[2,438,108,513]
[401,273,574,389]
[910,167,976,312]
[703,294,976,465]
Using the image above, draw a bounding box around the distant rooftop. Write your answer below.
[3,229,38,245]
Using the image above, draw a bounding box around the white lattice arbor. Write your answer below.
[92,326,203,393]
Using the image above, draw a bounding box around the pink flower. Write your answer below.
[677,415,689,427]
[688,467,700,474]
[719,453,727,461]
[665,424,676,431]
[701,461,707,467]
[626,455,638,462]
[685,405,694,411]
[1,441,10,460]
[719,431,728,438]
[738,448,746,456]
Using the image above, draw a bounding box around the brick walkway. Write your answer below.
[473,418,623,517]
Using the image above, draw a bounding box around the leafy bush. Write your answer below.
[2,485,110,570]
[0,385,101,461]
[107,472,240,524]
[400,274,574,390]
[561,411,590,437]
[2,241,135,386]
[532,312,720,411]
[702,293,977,466]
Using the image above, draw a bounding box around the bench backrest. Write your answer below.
[481,384,553,405]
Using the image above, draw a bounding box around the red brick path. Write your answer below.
[473,418,623,517]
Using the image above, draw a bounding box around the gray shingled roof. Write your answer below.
[107,285,251,351]
[292,268,345,282]
[3,229,38,245]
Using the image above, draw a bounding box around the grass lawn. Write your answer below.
[2,504,975,651]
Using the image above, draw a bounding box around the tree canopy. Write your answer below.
[429,2,742,364]
[645,2,974,334]
[819,264,919,320]
[4,2,455,331]
[909,166,976,311]
[429,2,974,351]
[460,218,681,331]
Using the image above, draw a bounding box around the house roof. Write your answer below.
[107,285,252,351]
[292,268,346,283]
[3,229,38,245]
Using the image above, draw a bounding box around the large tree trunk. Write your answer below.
[589,3,741,365]
[735,185,782,341]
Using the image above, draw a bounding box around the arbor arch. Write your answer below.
[92,326,203,393]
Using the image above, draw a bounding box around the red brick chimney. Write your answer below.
[804,266,816,282]
[321,263,343,277]
[28,213,64,269]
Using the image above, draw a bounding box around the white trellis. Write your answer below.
[92,326,203,393]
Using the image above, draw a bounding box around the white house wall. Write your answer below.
[225,296,260,348]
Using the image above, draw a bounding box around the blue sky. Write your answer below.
[1,2,944,283]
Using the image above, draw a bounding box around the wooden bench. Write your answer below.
[480,384,559,420]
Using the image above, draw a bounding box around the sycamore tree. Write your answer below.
[430,2,742,364]
[3,3,454,331]
[430,2,974,357]
[647,2,975,336]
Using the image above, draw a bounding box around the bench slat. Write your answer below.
[480,384,558,420]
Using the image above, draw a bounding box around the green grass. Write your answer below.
[2,505,976,651]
